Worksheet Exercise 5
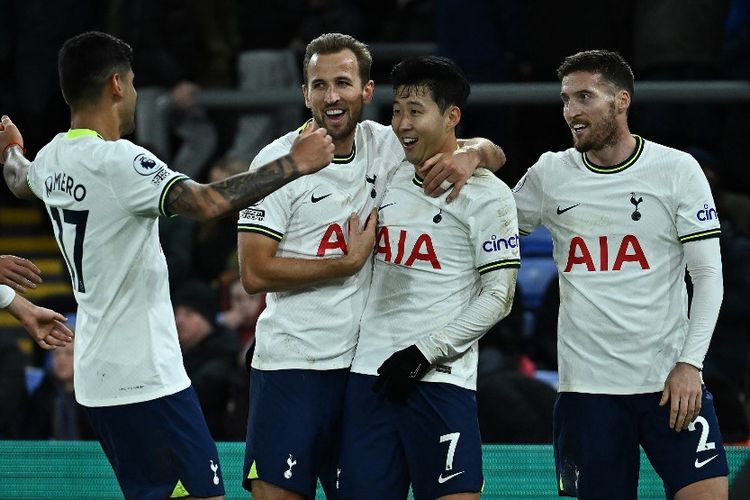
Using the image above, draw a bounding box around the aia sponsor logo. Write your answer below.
[375,226,441,269]
[564,235,650,272]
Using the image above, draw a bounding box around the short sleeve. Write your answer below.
[471,183,521,275]
[675,155,721,244]
[104,140,188,217]
[237,139,294,241]
[512,159,545,235]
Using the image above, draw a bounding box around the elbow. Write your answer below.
[241,272,268,295]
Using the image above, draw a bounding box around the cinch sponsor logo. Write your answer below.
[241,208,265,221]
[696,204,718,221]
[482,234,519,252]
[45,172,87,201]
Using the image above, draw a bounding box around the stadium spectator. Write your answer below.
[174,281,240,441]
[338,56,520,498]
[0,30,333,500]
[217,277,265,348]
[23,339,94,440]
[512,49,728,498]
[237,32,504,499]
[105,0,239,179]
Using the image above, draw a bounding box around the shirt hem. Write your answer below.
[557,383,665,395]
[77,378,191,407]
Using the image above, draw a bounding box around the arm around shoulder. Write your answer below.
[457,137,506,172]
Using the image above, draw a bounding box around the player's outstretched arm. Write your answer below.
[166,125,334,221]
[419,138,505,202]
[239,209,377,293]
[0,115,35,200]
[1,286,74,350]
[0,255,42,293]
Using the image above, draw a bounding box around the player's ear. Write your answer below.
[111,73,125,98]
[617,90,631,114]
[446,105,461,129]
[362,79,375,105]
[302,83,311,109]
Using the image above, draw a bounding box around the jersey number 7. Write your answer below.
[49,207,89,293]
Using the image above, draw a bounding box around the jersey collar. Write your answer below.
[65,129,104,140]
[581,134,644,174]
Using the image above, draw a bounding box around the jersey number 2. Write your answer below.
[49,207,89,293]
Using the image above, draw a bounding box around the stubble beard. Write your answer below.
[314,105,362,143]
[573,105,619,153]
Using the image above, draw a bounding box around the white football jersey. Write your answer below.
[351,163,521,390]
[238,120,403,370]
[27,130,191,406]
[513,135,721,394]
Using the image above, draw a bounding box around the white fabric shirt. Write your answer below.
[513,135,722,394]
[352,163,520,390]
[0,285,15,308]
[238,120,403,370]
[27,129,190,406]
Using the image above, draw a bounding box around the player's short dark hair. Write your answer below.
[303,33,372,85]
[556,50,634,96]
[390,56,470,114]
[58,31,133,109]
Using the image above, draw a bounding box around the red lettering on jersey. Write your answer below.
[375,226,392,261]
[564,235,650,272]
[404,233,441,269]
[395,229,406,264]
[599,236,609,271]
[612,234,650,270]
[564,236,595,272]
[317,223,348,256]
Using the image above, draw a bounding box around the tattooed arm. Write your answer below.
[166,126,334,221]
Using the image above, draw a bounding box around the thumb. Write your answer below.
[301,118,319,135]
[659,386,670,407]
[419,154,439,174]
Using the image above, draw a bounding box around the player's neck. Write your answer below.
[70,109,120,141]
[333,134,355,157]
[585,130,636,167]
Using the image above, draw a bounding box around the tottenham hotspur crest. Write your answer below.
[284,454,297,479]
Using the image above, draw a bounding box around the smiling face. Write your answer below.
[560,71,627,153]
[303,49,373,152]
[391,84,459,167]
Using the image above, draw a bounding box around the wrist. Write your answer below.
[2,142,25,164]
[676,360,702,372]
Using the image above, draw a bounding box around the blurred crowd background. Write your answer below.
[0,0,749,450]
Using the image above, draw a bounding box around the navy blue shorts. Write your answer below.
[554,389,728,499]
[84,386,224,500]
[243,368,349,497]
[337,373,483,500]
